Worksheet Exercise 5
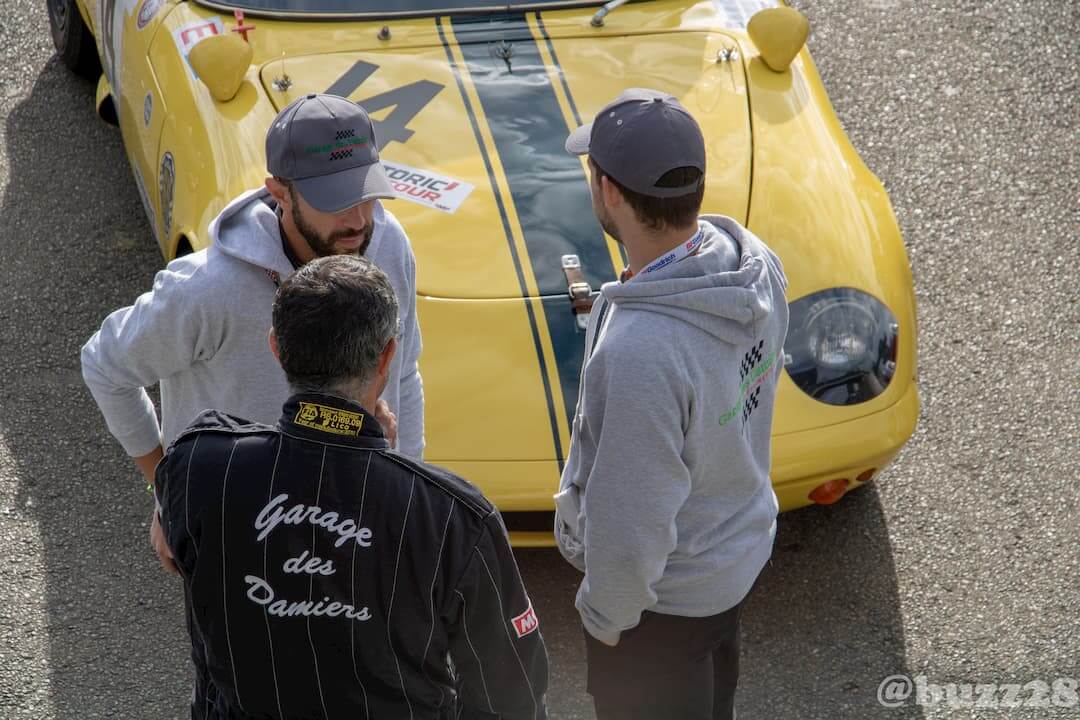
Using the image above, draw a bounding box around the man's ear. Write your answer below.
[378,337,398,378]
[268,327,281,365]
[600,174,623,210]
[265,176,289,208]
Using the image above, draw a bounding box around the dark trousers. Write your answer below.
[583,601,743,720]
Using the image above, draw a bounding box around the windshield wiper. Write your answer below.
[591,0,632,27]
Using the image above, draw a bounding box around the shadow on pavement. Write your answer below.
[516,482,925,720]
[1,60,190,718]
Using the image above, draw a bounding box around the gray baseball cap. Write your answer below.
[565,88,705,198]
[266,94,396,213]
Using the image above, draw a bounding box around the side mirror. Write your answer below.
[188,34,253,102]
[747,6,810,73]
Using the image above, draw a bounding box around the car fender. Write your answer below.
[149,3,277,256]
[740,42,918,432]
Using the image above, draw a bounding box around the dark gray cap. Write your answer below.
[266,94,396,213]
[565,88,705,198]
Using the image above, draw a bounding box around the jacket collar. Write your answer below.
[278,393,389,448]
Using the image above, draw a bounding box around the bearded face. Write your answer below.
[289,184,374,258]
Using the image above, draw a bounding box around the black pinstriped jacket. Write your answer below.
[155,393,548,720]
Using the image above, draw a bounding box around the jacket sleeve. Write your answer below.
[448,515,548,720]
[575,342,693,645]
[395,242,425,460]
[80,259,219,457]
[154,435,199,576]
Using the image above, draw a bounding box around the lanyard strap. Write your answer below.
[628,227,705,281]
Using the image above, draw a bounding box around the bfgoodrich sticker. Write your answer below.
[381,160,474,214]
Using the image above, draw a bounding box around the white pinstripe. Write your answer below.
[422,501,456,706]
[477,550,539,716]
[453,589,494,713]
[386,475,417,720]
[185,433,200,559]
[262,438,285,718]
[220,439,245,713]
[350,453,374,720]
[306,447,330,720]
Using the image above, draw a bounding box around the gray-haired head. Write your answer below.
[272,255,399,396]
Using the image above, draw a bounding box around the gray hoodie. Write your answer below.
[554,215,788,645]
[81,188,424,460]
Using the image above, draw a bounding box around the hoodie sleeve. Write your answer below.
[80,258,220,457]
[396,240,425,460]
[448,514,548,720]
[575,338,693,645]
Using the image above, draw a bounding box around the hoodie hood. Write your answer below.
[601,215,786,347]
[206,187,296,280]
[207,187,397,284]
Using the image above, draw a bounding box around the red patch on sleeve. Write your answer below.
[511,601,539,638]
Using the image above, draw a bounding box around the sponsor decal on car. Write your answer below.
[294,402,365,437]
[511,600,539,638]
[381,160,474,214]
[130,160,159,244]
[159,152,175,243]
[173,17,225,78]
[136,0,163,30]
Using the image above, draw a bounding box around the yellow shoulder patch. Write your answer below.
[294,402,364,437]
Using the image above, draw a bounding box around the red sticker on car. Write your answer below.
[511,601,539,638]
[173,18,225,78]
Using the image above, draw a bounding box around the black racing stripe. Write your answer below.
[451,14,615,293]
[540,295,589,428]
[452,13,615,431]
[533,12,582,126]
[434,17,565,468]
[534,10,628,267]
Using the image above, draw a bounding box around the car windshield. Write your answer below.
[193,0,610,19]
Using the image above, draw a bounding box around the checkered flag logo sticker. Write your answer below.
[742,386,761,423]
[718,339,778,428]
[740,340,764,380]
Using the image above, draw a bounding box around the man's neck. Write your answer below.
[297,384,377,412]
[624,221,700,275]
[280,214,316,265]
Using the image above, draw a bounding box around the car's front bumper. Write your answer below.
[772,381,920,511]
[441,381,919,546]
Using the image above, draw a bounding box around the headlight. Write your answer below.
[784,288,898,406]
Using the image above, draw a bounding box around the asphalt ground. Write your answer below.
[1,1,1077,718]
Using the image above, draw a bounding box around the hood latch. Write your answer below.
[561,254,595,331]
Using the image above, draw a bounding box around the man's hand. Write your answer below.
[375,399,398,448]
[150,510,179,575]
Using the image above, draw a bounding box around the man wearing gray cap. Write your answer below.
[554,88,789,719]
[81,94,423,570]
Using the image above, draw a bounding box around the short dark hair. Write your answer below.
[272,255,399,393]
[590,158,705,231]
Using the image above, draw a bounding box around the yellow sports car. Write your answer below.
[51,0,918,544]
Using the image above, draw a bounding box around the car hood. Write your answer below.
[258,16,752,300]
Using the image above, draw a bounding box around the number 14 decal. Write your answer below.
[326,61,443,151]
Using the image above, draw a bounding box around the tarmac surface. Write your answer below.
[1,0,1077,718]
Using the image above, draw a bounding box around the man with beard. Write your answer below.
[81,94,423,573]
